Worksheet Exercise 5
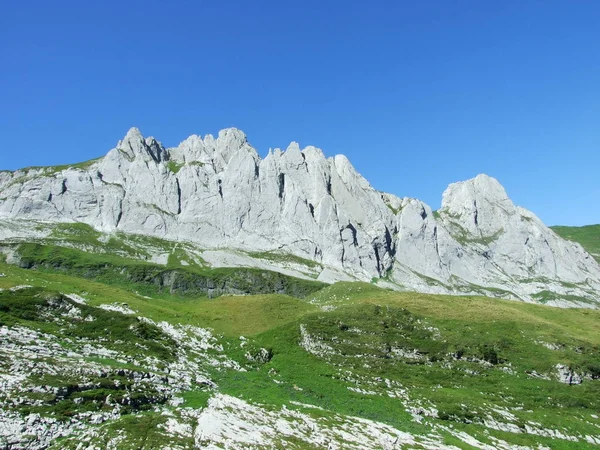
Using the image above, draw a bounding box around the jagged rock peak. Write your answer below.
[119,127,332,169]
[441,174,510,209]
[441,174,512,216]
[217,127,247,145]
[117,127,145,155]
[439,173,517,236]
[116,127,167,163]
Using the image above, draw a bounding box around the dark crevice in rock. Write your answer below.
[47,193,53,202]
[308,203,314,218]
[326,175,332,196]
[343,223,358,246]
[146,140,165,164]
[60,179,68,195]
[384,226,394,256]
[339,230,346,264]
[278,173,285,200]
[372,226,397,277]
[115,200,124,228]
[373,244,381,275]
[218,179,223,199]
[474,200,479,226]
[433,226,440,258]
[176,179,182,215]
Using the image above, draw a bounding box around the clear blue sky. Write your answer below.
[1,1,599,226]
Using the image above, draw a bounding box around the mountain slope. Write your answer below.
[1,128,599,306]
[1,261,600,449]
[551,224,600,263]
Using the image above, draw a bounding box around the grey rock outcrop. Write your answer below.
[1,128,599,306]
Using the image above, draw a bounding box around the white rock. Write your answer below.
[194,393,458,449]
[1,129,599,307]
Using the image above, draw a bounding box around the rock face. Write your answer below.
[1,127,599,306]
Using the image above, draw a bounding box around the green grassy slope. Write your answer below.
[551,224,600,263]
[0,260,316,335]
[212,283,600,448]
[2,258,600,448]
[13,242,325,299]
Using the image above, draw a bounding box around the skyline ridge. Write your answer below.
[2,125,597,228]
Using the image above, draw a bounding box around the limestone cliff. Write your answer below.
[1,128,598,306]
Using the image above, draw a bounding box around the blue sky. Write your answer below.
[1,1,599,225]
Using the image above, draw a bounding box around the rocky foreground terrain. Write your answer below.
[1,127,599,306]
[1,266,599,449]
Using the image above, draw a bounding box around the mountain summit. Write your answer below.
[1,128,599,306]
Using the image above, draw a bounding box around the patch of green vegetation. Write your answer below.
[0,287,177,361]
[21,373,167,420]
[50,412,193,449]
[470,229,504,246]
[248,250,322,269]
[0,287,48,326]
[165,245,204,269]
[167,161,183,174]
[434,210,504,246]
[10,158,102,181]
[413,271,449,288]
[146,203,176,216]
[304,303,450,361]
[44,157,102,175]
[551,224,600,263]
[384,203,403,215]
[190,294,317,336]
[436,209,461,220]
[118,232,178,252]
[309,281,385,304]
[449,276,515,298]
[181,388,212,408]
[532,290,594,305]
[50,222,102,243]
[452,225,504,246]
[40,223,155,260]
[17,241,152,272]
[117,148,135,162]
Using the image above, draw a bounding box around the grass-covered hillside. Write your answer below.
[552,224,600,263]
[1,240,600,449]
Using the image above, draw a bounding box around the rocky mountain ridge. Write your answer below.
[1,127,599,306]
